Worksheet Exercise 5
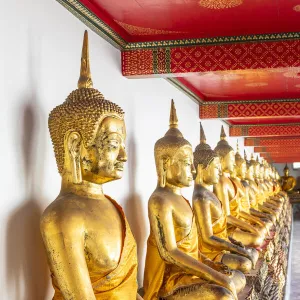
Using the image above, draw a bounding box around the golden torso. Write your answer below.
[281,176,296,192]
[151,189,193,241]
[43,193,123,276]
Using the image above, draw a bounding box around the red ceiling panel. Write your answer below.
[80,0,300,42]
[177,68,300,101]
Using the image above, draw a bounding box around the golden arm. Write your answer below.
[149,197,237,298]
[40,217,96,300]
[213,182,261,235]
[193,199,254,263]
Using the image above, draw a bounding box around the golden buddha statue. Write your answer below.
[40,31,141,300]
[231,143,268,235]
[250,156,279,221]
[242,152,274,230]
[213,126,264,248]
[262,161,284,209]
[144,102,237,300]
[281,164,297,192]
[257,160,281,213]
[193,124,257,276]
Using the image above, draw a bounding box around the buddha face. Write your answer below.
[259,166,264,179]
[236,161,246,179]
[166,146,195,188]
[253,164,260,178]
[284,168,289,177]
[264,167,269,179]
[203,157,220,185]
[246,165,254,180]
[220,150,235,173]
[80,117,127,184]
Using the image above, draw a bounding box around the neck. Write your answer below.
[198,181,213,192]
[60,175,104,199]
[223,171,230,178]
[159,181,182,195]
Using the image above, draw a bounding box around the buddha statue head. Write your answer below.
[154,100,195,188]
[48,31,127,185]
[249,154,260,179]
[235,141,246,179]
[283,164,290,177]
[259,158,265,180]
[214,125,235,174]
[263,160,270,180]
[244,151,254,180]
[193,123,220,185]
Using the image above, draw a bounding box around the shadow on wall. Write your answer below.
[125,134,147,285]
[6,101,50,300]
[6,38,50,300]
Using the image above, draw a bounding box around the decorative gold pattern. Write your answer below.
[115,20,185,36]
[245,82,268,87]
[199,0,243,9]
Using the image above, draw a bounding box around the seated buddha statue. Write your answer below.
[257,160,281,213]
[263,161,284,209]
[250,156,279,221]
[231,143,268,235]
[193,124,258,276]
[213,126,264,248]
[281,164,297,193]
[40,31,141,300]
[242,152,274,230]
[143,101,237,300]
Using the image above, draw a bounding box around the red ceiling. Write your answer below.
[178,68,300,101]
[80,0,300,42]
[67,0,300,162]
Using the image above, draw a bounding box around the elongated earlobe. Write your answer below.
[158,157,169,187]
[67,132,82,184]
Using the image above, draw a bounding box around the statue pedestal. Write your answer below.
[239,201,292,300]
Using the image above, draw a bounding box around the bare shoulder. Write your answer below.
[40,194,85,236]
[193,185,212,205]
[148,189,172,216]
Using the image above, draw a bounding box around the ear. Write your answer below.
[67,131,82,184]
[195,164,204,184]
[158,156,170,187]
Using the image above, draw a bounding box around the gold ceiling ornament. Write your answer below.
[293,5,300,12]
[245,82,268,87]
[199,0,243,9]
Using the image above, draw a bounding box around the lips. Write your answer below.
[114,162,124,171]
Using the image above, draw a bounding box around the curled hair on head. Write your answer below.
[214,125,234,159]
[193,123,219,178]
[48,31,124,174]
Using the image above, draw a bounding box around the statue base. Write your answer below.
[239,201,292,300]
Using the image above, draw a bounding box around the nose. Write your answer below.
[191,163,196,175]
[118,145,127,162]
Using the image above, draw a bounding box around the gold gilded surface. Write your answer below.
[213,127,265,248]
[40,31,140,300]
[281,164,297,192]
[199,0,243,9]
[193,124,256,277]
[144,101,237,300]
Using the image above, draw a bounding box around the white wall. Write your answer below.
[1,0,256,299]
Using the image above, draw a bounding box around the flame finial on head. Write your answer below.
[78,30,93,89]
[236,140,240,153]
[200,122,206,143]
[220,125,227,140]
[169,99,178,128]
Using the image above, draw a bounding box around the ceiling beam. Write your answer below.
[200,99,300,119]
[254,146,300,153]
[230,124,300,137]
[245,137,300,146]
[122,39,300,77]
